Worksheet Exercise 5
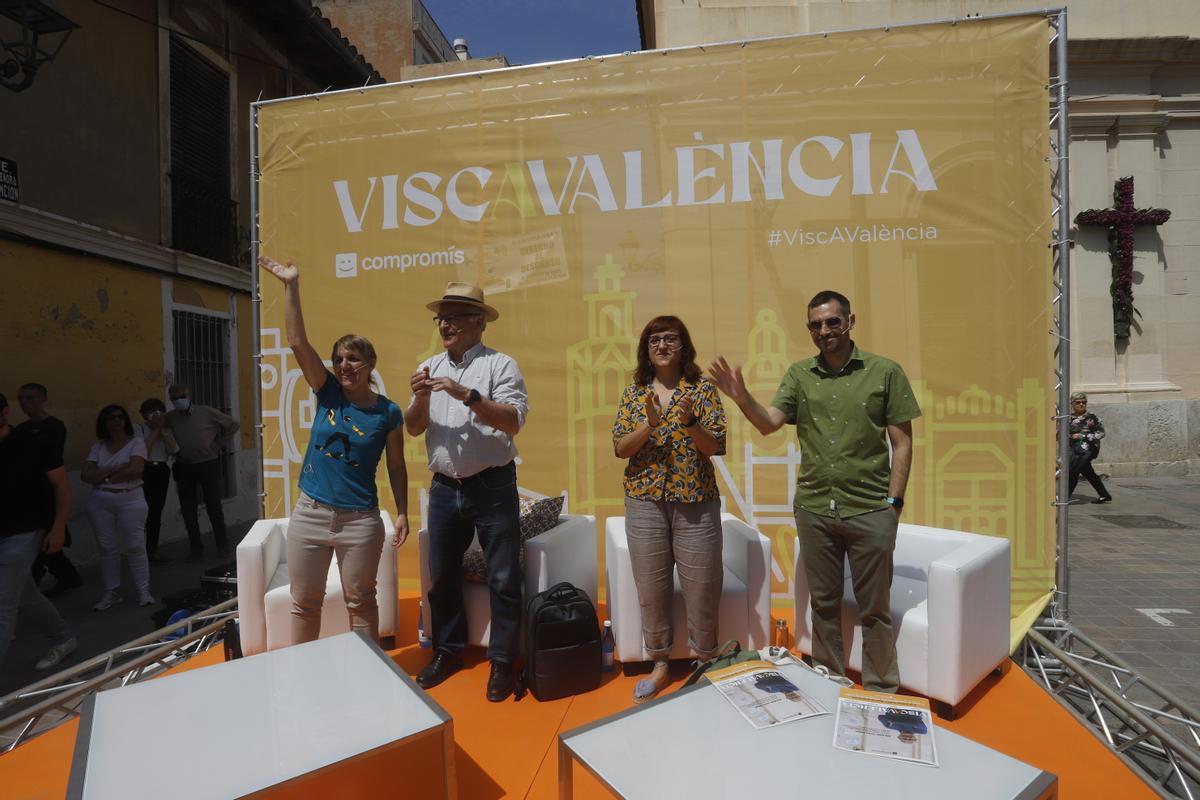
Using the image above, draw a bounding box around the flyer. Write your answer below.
[832,688,939,767]
[705,660,829,730]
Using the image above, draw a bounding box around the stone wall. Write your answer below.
[1090,400,1200,477]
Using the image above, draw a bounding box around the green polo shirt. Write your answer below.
[771,345,921,519]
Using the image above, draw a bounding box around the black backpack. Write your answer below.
[522,582,602,701]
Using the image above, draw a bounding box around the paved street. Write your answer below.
[1065,475,1200,710]
[0,523,252,698]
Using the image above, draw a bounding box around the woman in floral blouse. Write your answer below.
[613,315,727,702]
[1068,391,1113,503]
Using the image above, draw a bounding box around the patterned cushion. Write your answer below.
[462,495,565,583]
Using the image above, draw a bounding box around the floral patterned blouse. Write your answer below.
[612,377,727,503]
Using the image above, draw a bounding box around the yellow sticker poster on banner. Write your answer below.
[256,16,1054,636]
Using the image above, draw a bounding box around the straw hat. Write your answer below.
[426,281,499,322]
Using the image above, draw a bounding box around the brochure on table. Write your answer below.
[832,687,940,767]
[704,660,830,729]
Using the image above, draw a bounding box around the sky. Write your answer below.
[422,0,643,66]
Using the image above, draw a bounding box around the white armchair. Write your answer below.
[606,513,772,665]
[792,522,1011,709]
[237,512,397,657]
[417,514,598,648]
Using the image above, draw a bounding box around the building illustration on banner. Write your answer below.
[566,254,637,524]
[262,254,1052,610]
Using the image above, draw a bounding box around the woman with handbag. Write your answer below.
[612,316,728,703]
[258,254,409,646]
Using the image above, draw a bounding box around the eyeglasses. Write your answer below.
[806,317,845,333]
[647,334,682,350]
[433,313,481,326]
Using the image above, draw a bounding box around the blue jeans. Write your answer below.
[426,462,522,663]
[0,530,73,668]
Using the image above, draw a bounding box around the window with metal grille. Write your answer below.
[170,38,236,264]
[172,309,236,499]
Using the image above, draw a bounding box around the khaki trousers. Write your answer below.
[795,506,899,693]
[287,492,385,645]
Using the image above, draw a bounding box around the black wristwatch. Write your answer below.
[682,415,699,428]
[887,496,904,511]
[463,388,482,407]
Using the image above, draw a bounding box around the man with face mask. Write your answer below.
[164,385,239,560]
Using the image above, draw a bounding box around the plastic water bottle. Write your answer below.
[601,620,615,672]
[418,601,431,649]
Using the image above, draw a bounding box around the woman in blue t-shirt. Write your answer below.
[259,255,409,646]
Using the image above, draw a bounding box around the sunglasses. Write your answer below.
[807,317,846,333]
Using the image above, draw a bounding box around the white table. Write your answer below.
[68,631,456,799]
[559,661,1055,799]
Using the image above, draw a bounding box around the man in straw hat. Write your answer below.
[407,282,529,702]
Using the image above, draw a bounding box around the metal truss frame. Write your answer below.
[1022,620,1200,798]
[0,598,237,753]
[1019,13,1200,800]
[1047,7,1073,623]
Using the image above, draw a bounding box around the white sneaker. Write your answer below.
[137,593,157,607]
[35,637,77,671]
[93,591,123,611]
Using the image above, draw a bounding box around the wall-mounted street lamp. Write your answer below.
[1,0,78,92]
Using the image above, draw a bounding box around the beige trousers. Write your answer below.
[287,492,385,645]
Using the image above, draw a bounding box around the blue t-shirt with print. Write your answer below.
[298,374,403,511]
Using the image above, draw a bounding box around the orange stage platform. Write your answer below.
[1,595,1156,799]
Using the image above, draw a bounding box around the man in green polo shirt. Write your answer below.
[710,290,921,692]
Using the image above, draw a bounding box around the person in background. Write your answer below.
[16,382,83,596]
[82,405,153,610]
[259,254,409,648]
[0,392,76,672]
[612,316,728,704]
[138,398,178,562]
[1068,391,1113,504]
[165,384,239,560]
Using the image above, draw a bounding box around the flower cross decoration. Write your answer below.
[1075,177,1170,339]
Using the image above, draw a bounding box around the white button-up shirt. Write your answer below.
[417,342,529,479]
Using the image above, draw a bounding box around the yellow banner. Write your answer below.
[256,16,1054,632]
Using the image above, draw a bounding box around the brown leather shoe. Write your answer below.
[486,660,516,702]
[416,651,463,689]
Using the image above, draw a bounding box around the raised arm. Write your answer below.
[258,256,329,393]
[708,356,788,435]
[406,366,431,437]
[424,357,526,436]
